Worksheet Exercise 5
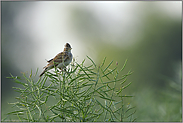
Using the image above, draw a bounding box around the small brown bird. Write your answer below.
[39,43,73,77]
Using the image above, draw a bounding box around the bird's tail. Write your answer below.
[39,69,47,77]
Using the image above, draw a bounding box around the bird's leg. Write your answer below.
[63,67,67,72]
[58,68,62,74]
[58,67,67,73]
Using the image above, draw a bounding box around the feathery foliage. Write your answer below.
[4,56,135,122]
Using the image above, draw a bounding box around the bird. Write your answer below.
[39,43,73,77]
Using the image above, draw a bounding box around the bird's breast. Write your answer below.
[57,53,72,68]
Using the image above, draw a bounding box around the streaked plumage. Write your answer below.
[39,43,72,77]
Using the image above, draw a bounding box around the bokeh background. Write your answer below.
[1,1,182,122]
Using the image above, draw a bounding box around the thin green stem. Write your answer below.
[6,57,134,122]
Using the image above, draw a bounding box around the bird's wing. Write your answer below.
[52,52,69,63]
[47,58,53,63]
[44,52,69,69]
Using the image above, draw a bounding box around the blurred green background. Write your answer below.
[1,1,182,122]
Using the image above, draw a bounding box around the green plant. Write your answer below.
[4,56,135,122]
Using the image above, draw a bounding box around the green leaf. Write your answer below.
[76,63,91,79]
[103,60,113,73]
[120,59,128,71]
[87,55,96,68]
[122,82,132,90]
[100,57,106,67]
[7,110,26,115]
[102,67,117,78]
[95,98,111,112]
[96,95,115,101]
[125,106,136,113]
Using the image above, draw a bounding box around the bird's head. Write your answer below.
[64,43,72,52]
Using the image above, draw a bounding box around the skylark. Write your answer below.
[39,43,73,77]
